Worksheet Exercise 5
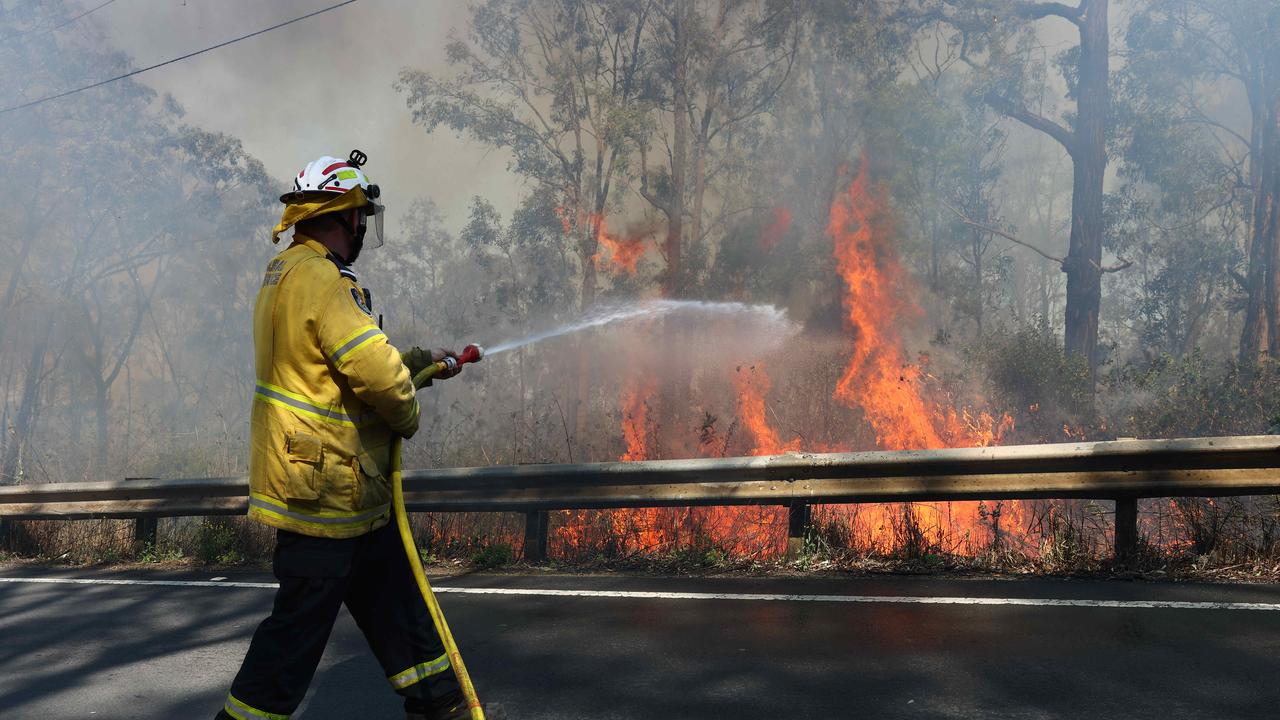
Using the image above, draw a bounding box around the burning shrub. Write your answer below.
[972,324,1093,440]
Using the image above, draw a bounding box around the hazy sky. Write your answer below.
[96,0,523,236]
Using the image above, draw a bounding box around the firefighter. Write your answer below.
[216,151,468,720]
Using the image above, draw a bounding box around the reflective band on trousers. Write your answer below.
[253,381,368,427]
[388,653,451,689]
[223,693,290,720]
[328,325,385,367]
[249,492,389,528]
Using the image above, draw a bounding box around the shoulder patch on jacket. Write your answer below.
[350,288,375,317]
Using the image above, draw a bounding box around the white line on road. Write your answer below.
[0,576,277,589]
[3,575,1279,611]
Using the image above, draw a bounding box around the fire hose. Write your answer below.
[391,344,486,720]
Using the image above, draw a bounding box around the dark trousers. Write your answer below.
[216,523,462,719]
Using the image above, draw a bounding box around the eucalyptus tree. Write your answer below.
[1125,0,1280,362]
[0,1,275,481]
[397,0,654,310]
[918,0,1120,382]
[633,0,801,296]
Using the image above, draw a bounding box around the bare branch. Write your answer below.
[984,93,1075,154]
[1095,258,1133,273]
[943,201,1064,265]
[1014,1,1084,26]
[945,201,1131,274]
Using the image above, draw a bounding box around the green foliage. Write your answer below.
[972,324,1093,435]
[138,542,184,564]
[1107,355,1280,438]
[649,544,733,572]
[470,543,514,569]
[195,520,246,565]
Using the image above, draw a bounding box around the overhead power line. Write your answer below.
[1,0,118,42]
[0,0,359,116]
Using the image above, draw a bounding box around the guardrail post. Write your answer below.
[523,510,549,562]
[785,502,811,561]
[134,517,158,549]
[1114,497,1138,564]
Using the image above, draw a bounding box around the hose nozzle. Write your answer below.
[458,344,484,366]
[414,343,485,387]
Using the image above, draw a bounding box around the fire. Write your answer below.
[593,216,647,275]
[554,157,1022,562]
[552,375,666,555]
[554,205,574,235]
[554,206,649,275]
[734,365,801,455]
[552,374,785,560]
[822,159,1019,552]
[829,161,1010,450]
[620,377,655,461]
[760,206,792,251]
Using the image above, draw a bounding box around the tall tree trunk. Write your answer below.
[664,1,689,299]
[688,104,714,280]
[1240,79,1273,362]
[974,230,985,335]
[1062,0,1109,382]
[1264,129,1280,358]
[580,218,599,310]
[1,329,52,484]
[572,215,599,453]
[94,377,109,473]
[651,1,691,457]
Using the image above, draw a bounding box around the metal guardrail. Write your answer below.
[2,436,1278,560]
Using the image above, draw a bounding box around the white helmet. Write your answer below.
[278,149,385,249]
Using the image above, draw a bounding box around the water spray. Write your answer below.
[390,300,794,720]
[484,299,799,357]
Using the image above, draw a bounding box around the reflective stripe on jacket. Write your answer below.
[248,236,419,539]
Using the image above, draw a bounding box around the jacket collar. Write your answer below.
[294,234,358,282]
[293,234,329,258]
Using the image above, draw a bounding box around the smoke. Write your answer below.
[93,0,522,234]
[1,0,1272,515]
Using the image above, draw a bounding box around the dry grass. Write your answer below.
[2,498,1277,581]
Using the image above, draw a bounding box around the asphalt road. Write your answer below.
[1,566,1279,719]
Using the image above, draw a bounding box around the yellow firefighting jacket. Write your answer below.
[248,236,419,538]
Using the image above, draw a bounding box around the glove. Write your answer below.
[401,346,459,389]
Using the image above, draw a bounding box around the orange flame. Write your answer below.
[552,374,785,560]
[620,377,656,461]
[821,158,1018,552]
[593,215,647,275]
[554,205,575,236]
[555,206,649,275]
[829,161,1010,450]
[734,365,802,455]
[554,158,1022,562]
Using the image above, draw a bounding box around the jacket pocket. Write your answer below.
[351,451,387,509]
[283,431,323,500]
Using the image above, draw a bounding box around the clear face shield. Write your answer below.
[360,182,384,249]
[361,200,385,249]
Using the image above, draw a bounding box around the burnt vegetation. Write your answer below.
[1,0,1279,578]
